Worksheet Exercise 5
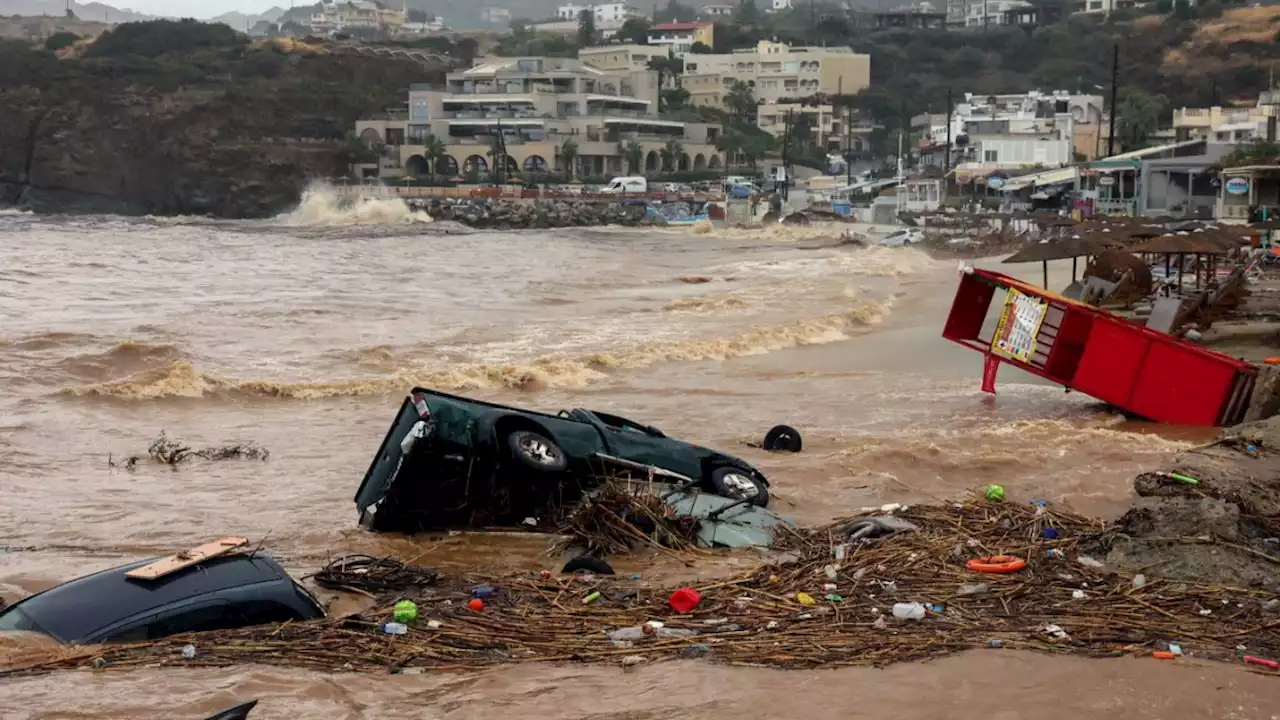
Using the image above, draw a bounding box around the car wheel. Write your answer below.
[708,467,769,507]
[762,425,803,453]
[507,430,568,472]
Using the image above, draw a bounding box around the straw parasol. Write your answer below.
[1130,232,1230,292]
[1004,233,1119,287]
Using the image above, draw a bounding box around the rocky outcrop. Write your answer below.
[0,41,437,218]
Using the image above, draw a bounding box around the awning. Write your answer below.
[999,167,1078,192]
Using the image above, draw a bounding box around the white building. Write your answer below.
[770,0,793,10]
[702,3,734,16]
[925,90,1103,174]
[556,2,637,24]
[309,0,406,35]
[964,0,1030,26]
[480,7,511,24]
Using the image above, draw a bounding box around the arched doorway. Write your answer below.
[708,155,721,169]
[464,155,488,174]
[439,155,459,176]
[500,155,519,175]
[645,151,659,172]
[360,128,382,145]
[694,153,706,169]
[405,155,429,177]
[523,155,549,174]
[679,153,690,171]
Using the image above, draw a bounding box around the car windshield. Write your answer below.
[0,605,55,639]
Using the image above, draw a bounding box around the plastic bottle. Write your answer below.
[181,644,197,659]
[609,626,647,643]
[383,622,408,635]
[892,602,927,620]
[1131,573,1147,590]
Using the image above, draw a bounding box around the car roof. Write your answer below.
[1,553,291,643]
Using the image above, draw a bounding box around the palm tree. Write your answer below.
[422,135,447,182]
[661,139,684,172]
[725,80,756,121]
[559,138,579,181]
[622,140,644,175]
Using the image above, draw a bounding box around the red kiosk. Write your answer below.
[942,266,1258,427]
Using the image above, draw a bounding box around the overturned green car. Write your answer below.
[354,388,776,535]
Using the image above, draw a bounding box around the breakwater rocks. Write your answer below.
[410,197,652,229]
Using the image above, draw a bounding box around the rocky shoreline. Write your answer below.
[408,197,655,230]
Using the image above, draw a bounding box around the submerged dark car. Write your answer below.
[0,553,325,645]
[355,388,773,533]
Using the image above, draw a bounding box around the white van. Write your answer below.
[600,176,647,194]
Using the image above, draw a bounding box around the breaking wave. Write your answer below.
[54,341,183,381]
[69,297,895,400]
[0,208,33,216]
[280,183,433,226]
[661,293,748,313]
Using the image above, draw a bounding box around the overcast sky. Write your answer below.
[114,0,287,18]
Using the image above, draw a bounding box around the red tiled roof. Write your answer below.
[649,21,711,30]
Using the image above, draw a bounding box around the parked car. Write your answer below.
[0,552,325,645]
[354,389,774,534]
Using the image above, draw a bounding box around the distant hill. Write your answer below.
[208,6,286,30]
[0,0,152,22]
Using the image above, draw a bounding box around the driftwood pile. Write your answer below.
[4,498,1279,676]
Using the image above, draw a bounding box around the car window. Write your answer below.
[103,600,303,643]
[0,606,52,637]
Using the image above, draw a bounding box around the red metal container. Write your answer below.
[943,267,1257,427]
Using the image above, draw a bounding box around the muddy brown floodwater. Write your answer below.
[0,201,1269,718]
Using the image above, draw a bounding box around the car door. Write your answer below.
[95,599,245,643]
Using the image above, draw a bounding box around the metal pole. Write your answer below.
[781,110,792,204]
[944,87,953,177]
[1107,43,1118,158]
[845,106,853,187]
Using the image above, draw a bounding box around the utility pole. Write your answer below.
[781,110,793,204]
[810,0,815,30]
[1106,42,1118,158]
[944,87,953,177]
[845,106,853,187]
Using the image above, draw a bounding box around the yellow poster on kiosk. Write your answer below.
[991,288,1048,363]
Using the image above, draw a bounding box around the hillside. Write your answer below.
[0,20,452,217]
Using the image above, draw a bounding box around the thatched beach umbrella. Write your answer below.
[1004,234,1117,287]
[1130,233,1229,291]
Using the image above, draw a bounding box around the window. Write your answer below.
[409,98,430,121]
[103,600,305,643]
[984,149,999,162]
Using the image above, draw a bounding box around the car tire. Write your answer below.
[506,430,568,472]
[708,466,769,507]
[762,425,803,453]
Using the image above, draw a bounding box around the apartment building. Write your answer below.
[701,3,735,16]
[757,102,875,154]
[1173,103,1279,142]
[578,44,672,73]
[480,7,511,24]
[963,0,1032,27]
[682,40,871,107]
[556,2,638,24]
[309,0,405,35]
[646,20,714,57]
[1069,0,1140,14]
[355,57,724,180]
[916,90,1097,174]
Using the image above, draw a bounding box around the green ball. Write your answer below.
[984,484,1006,502]
[393,600,418,623]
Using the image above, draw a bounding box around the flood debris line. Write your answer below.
[108,433,270,469]
[8,497,1278,677]
[309,555,440,594]
[554,482,702,557]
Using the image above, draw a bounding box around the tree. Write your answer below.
[406,9,429,23]
[457,37,479,66]
[788,113,814,148]
[423,135,447,181]
[1115,88,1166,151]
[733,0,760,27]
[660,138,685,170]
[616,17,650,44]
[661,87,691,113]
[44,32,79,52]
[622,139,644,174]
[659,0,696,22]
[559,138,579,180]
[689,41,713,54]
[577,8,596,47]
[725,80,756,120]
